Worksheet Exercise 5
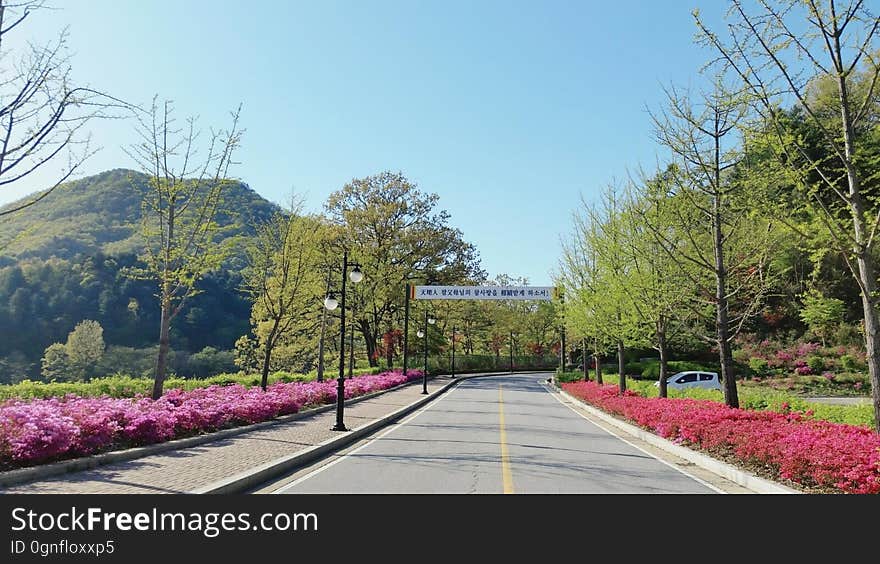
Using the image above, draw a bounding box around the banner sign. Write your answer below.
[411,285,555,301]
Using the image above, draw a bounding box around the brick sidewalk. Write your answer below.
[2,376,458,494]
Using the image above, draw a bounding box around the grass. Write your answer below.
[0,366,387,401]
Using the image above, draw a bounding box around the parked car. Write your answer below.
[653,370,722,391]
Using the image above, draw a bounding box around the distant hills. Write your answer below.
[0,168,278,263]
[0,169,279,381]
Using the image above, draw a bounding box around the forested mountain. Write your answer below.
[0,169,276,262]
[0,169,278,381]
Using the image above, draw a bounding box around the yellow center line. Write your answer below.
[498,384,514,494]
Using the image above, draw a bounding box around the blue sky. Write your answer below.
[2,0,729,284]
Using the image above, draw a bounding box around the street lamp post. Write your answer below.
[323,249,363,432]
[417,308,435,394]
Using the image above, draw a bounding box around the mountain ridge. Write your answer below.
[0,168,279,263]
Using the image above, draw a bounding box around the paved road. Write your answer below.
[803,396,871,406]
[268,372,717,494]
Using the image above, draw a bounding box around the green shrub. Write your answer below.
[748,357,770,375]
[839,354,861,372]
[806,355,825,373]
[555,371,584,383]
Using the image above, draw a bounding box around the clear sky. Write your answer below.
[1,0,730,285]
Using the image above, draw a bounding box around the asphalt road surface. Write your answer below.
[269,372,719,494]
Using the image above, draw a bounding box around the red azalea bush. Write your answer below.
[0,370,422,469]
[562,380,880,494]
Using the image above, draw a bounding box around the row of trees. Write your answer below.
[235,176,561,392]
[557,0,880,430]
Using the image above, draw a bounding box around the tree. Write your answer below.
[695,0,880,428]
[645,83,775,408]
[800,287,846,346]
[234,334,259,374]
[126,97,243,399]
[65,318,104,376]
[40,319,104,381]
[0,1,127,218]
[558,196,618,386]
[241,206,325,390]
[325,171,484,367]
[582,187,642,395]
[40,342,68,381]
[614,179,693,397]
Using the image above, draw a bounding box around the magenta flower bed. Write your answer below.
[0,369,422,469]
[562,381,880,494]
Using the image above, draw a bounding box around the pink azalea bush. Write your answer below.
[562,380,880,494]
[0,369,422,469]
[734,335,866,376]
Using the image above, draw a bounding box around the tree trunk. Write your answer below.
[657,325,668,398]
[152,202,175,401]
[836,61,880,430]
[260,320,280,391]
[858,276,880,431]
[360,321,379,367]
[617,340,626,395]
[152,297,171,400]
[594,352,603,384]
[713,188,738,408]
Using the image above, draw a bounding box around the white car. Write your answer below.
[654,370,722,391]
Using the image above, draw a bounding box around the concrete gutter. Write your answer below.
[550,380,801,494]
[192,372,505,494]
[0,372,508,489]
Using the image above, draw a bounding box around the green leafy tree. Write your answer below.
[241,207,326,389]
[800,288,846,346]
[126,97,243,399]
[234,335,260,374]
[615,179,694,397]
[695,0,880,429]
[559,196,622,386]
[65,319,105,379]
[325,172,484,367]
[40,342,70,382]
[643,83,777,408]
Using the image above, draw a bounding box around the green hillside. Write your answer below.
[0,168,277,262]
[0,169,279,382]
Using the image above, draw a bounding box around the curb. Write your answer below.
[0,374,495,489]
[192,372,502,494]
[550,380,801,494]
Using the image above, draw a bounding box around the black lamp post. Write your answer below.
[417,308,435,394]
[323,249,363,432]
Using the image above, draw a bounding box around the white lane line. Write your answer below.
[542,383,726,494]
[272,381,463,494]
